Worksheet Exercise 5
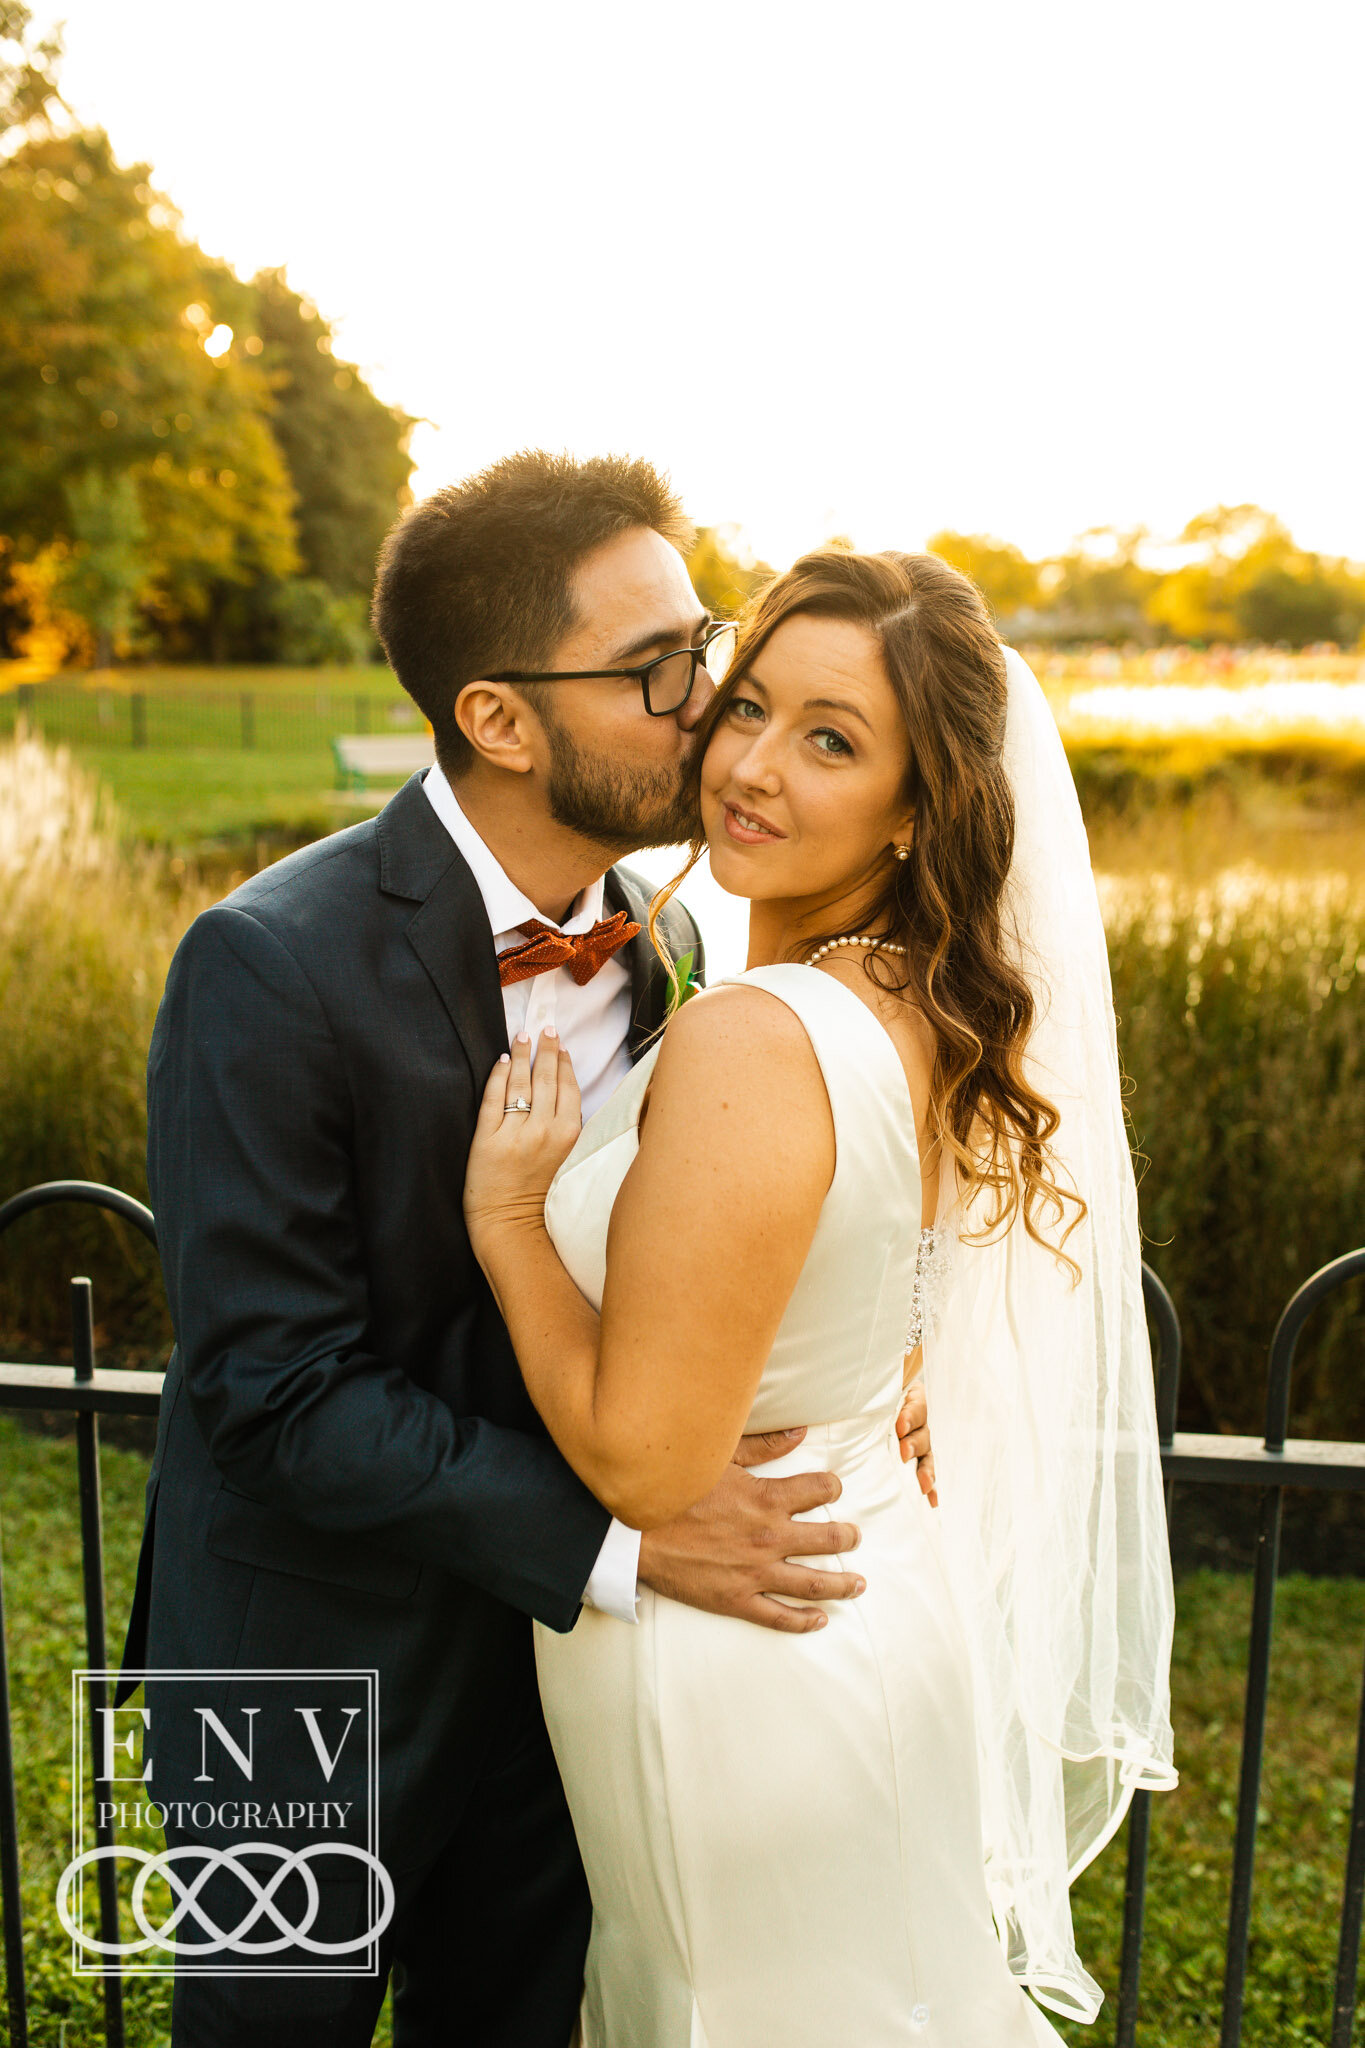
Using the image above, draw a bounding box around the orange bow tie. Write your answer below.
[496,911,642,990]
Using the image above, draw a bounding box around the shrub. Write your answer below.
[266,576,375,665]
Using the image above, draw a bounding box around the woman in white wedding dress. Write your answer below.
[465,549,1176,2046]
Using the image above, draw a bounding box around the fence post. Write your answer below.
[240,692,256,750]
[129,694,146,749]
[15,683,34,731]
[1115,1265,1184,2045]
[71,1279,125,2048]
[355,695,370,735]
[0,1512,29,2048]
[1332,1632,1365,2045]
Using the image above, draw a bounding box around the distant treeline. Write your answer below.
[692,509,1365,653]
[925,512,1365,651]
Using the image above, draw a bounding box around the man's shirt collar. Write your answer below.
[422,763,607,943]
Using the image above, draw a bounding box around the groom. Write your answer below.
[120,451,923,2047]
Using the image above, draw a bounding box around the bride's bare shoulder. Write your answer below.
[641,980,834,1169]
[661,978,819,1066]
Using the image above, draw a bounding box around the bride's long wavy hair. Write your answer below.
[650,546,1087,1273]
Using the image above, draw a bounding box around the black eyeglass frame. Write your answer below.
[489,619,738,718]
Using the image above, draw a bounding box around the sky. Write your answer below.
[34,0,1365,569]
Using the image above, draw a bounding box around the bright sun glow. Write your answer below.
[34,0,1365,566]
[202,324,233,359]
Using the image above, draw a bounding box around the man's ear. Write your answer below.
[454,682,539,774]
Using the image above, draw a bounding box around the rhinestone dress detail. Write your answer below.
[906,1225,952,1353]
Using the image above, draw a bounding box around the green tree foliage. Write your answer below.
[0,1,63,140]
[1043,527,1162,638]
[56,468,146,665]
[926,531,1041,616]
[0,128,298,654]
[1147,505,1365,648]
[686,525,773,617]
[923,505,1365,648]
[251,268,414,600]
[265,576,373,665]
[0,17,414,664]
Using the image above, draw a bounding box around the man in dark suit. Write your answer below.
[121,452,876,2046]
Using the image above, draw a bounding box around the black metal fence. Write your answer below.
[0,1180,1362,2047]
[0,1182,160,2048]
[0,682,423,753]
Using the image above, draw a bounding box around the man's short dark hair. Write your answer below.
[371,449,695,776]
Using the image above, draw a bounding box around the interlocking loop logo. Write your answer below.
[55,1841,395,1957]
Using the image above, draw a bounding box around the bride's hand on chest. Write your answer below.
[464,1028,582,1255]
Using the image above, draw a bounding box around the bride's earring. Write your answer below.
[894,844,911,862]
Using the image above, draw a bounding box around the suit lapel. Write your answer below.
[606,866,671,1061]
[377,777,683,1081]
[377,776,509,1091]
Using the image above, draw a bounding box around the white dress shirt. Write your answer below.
[424,764,642,1621]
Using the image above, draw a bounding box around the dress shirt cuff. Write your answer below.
[582,1516,641,1624]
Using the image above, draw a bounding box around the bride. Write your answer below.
[463,547,1176,2044]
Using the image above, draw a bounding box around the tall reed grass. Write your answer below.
[0,732,1360,1439]
[1105,866,1364,1439]
[0,730,206,1357]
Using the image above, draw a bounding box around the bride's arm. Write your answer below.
[464,989,834,1531]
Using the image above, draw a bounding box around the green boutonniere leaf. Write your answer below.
[668,948,700,1013]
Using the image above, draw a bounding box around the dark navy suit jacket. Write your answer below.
[118,772,702,1876]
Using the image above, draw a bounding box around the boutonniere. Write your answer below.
[667,948,702,1015]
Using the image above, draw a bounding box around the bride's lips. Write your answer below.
[721,801,787,846]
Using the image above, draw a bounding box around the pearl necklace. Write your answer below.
[803,934,908,968]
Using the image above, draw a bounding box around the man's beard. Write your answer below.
[541,711,702,852]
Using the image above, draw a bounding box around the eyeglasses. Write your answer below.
[491,620,739,717]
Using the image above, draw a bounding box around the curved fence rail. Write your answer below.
[1120,1252,1365,2048]
[0,1185,158,2048]
[0,1182,1361,2046]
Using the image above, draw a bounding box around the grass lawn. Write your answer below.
[0,663,406,701]
[6,655,1365,852]
[0,1415,1359,2044]
[1055,1570,1364,2045]
[2,663,417,845]
[0,1417,392,2046]
[84,746,377,848]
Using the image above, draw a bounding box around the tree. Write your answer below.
[0,20,413,663]
[0,2,64,140]
[250,269,414,603]
[1043,527,1160,640]
[0,128,299,655]
[686,525,772,617]
[1144,504,1365,647]
[1144,505,1276,643]
[926,532,1041,617]
[56,468,146,665]
[1232,560,1365,647]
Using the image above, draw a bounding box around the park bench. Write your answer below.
[332,731,435,791]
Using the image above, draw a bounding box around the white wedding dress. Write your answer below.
[536,964,1065,2047]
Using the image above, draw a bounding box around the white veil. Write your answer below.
[920,646,1177,2021]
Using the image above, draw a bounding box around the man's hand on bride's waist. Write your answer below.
[636,1428,866,1634]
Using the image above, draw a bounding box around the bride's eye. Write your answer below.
[811,727,854,758]
[728,696,764,723]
